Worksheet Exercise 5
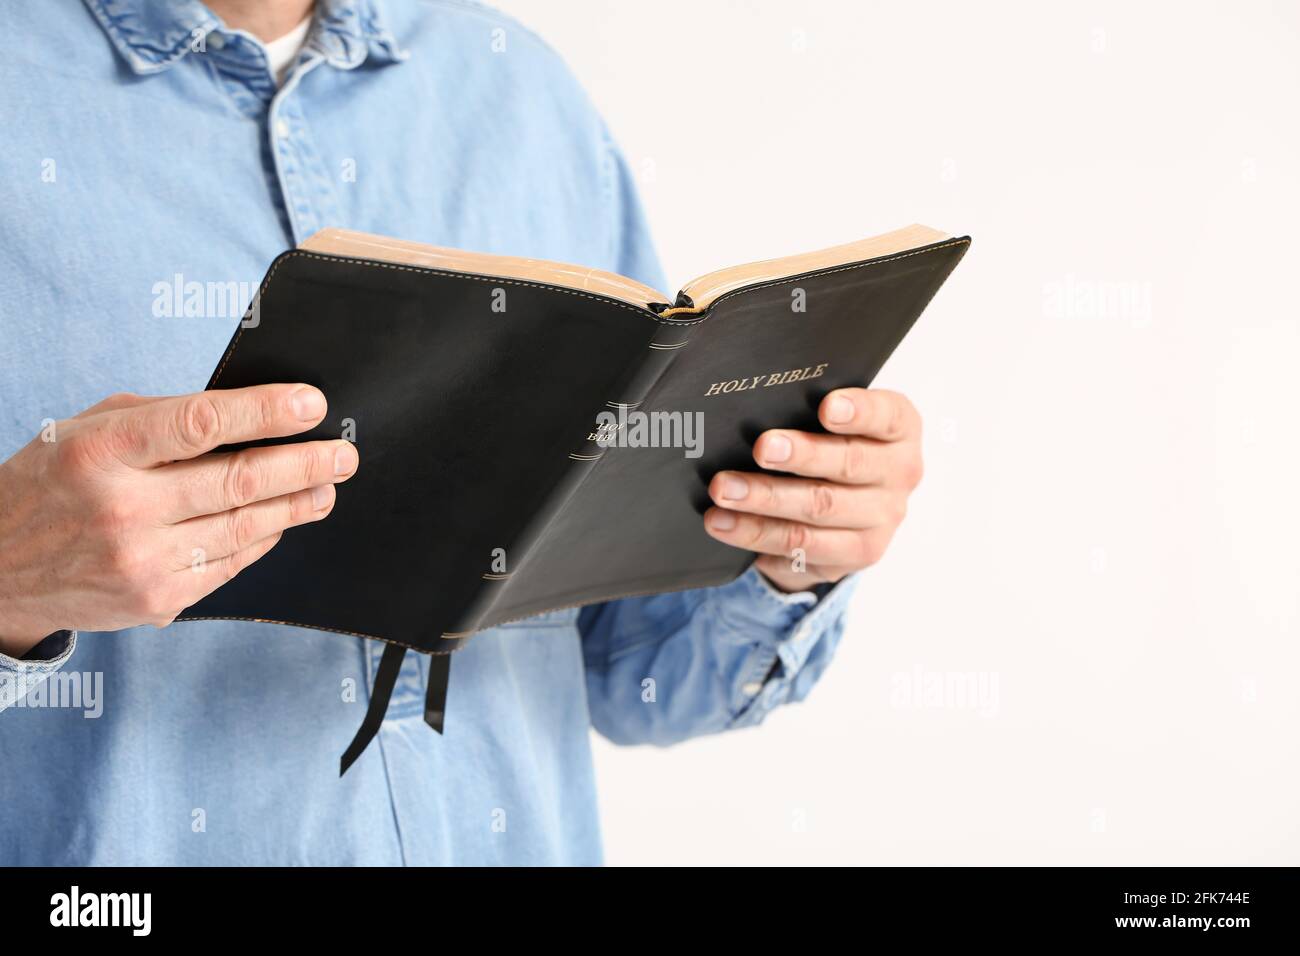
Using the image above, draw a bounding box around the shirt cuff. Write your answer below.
[0,630,78,711]
[711,567,856,725]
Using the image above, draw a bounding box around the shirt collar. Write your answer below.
[82,0,407,76]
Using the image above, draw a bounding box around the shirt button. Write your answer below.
[275,119,291,139]
[207,32,226,50]
[741,681,763,697]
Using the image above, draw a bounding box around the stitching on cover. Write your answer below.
[212,241,966,387]
[594,239,968,325]
[173,614,458,655]
[283,251,674,319]
[210,249,703,389]
[702,237,971,313]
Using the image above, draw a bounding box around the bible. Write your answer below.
[178,224,970,771]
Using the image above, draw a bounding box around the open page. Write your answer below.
[300,223,951,315]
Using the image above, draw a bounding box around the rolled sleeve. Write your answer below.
[582,568,855,746]
[0,631,78,712]
[718,569,856,730]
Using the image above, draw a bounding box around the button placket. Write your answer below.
[268,104,308,240]
[266,95,341,244]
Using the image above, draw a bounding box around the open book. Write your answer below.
[178,224,969,770]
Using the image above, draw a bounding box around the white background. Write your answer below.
[494,0,1300,865]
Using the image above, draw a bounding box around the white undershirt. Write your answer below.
[263,16,313,85]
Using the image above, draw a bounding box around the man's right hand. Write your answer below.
[0,384,358,657]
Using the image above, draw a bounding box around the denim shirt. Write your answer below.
[0,0,854,865]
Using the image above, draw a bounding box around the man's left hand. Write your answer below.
[703,388,924,593]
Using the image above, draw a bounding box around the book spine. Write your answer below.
[441,310,706,638]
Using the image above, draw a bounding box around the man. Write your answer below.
[0,0,924,864]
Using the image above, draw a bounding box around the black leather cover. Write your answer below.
[180,237,970,657]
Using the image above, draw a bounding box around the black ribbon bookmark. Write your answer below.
[339,644,453,776]
[424,652,451,733]
[339,643,405,776]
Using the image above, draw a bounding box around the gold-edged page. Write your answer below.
[298,228,671,312]
[678,224,951,311]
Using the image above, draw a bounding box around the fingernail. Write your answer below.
[709,510,737,531]
[334,442,358,476]
[719,474,749,501]
[292,386,326,421]
[763,433,793,463]
[826,394,854,424]
[311,484,333,510]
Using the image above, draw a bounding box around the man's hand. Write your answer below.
[0,385,358,657]
[704,388,923,593]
